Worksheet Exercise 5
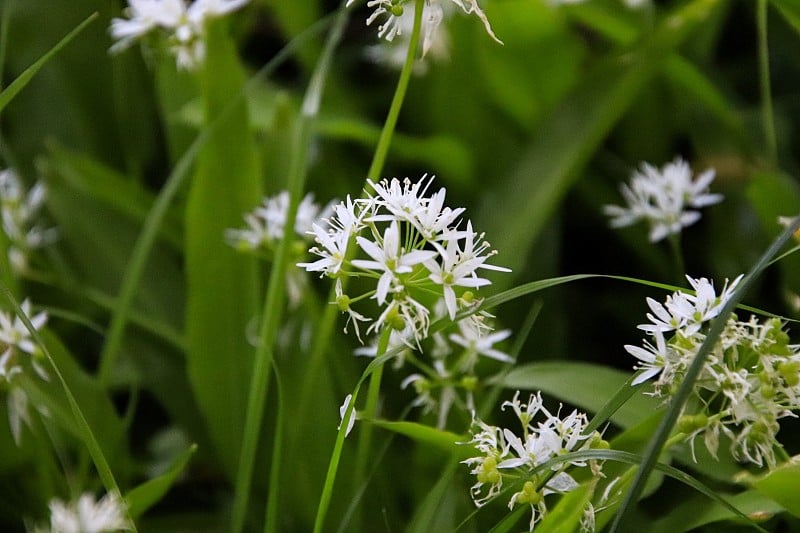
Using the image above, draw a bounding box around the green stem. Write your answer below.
[757,0,777,164]
[667,232,685,283]
[293,0,425,470]
[230,11,348,533]
[263,365,285,533]
[353,327,392,486]
[366,0,424,181]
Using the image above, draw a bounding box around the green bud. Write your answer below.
[390,3,404,16]
[779,361,800,387]
[460,375,478,391]
[461,291,475,304]
[760,384,775,400]
[336,294,351,312]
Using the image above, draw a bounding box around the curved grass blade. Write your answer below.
[0,12,97,113]
[125,444,197,518]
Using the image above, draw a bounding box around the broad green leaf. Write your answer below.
[479,0,725,289]
[369,419,467,458]
[126,444,198,518]
[495,361,659,429]
[46,144,183,250]
[751,460,800,517]
[0,12,96,113]
[650,490,782,532]
[184,18,262,479]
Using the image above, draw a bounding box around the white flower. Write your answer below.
[0,169,57,274]
[110,0,249,70]
[366,1,450,70]
[352,220,436,305]
[449,319,513,365]
[47,492,131,533]
[349,0,502,50]
[338,394,357,437]
[603,157,722,242]
[0,299,48,357]
[462,393,602,532]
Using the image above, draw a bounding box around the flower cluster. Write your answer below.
[227,191,333,307]
[110,0,249,70]
[0,168,57,275]
[0,300,49,444]
[626,275,800,467]
[299,176,512,424]
[603,157,722,243]
[348,0,502,52]
[462,391,605,532]
[40,491,131,533]
[365,1,451,73]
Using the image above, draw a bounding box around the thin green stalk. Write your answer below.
[0,286,136,531]
[667,232,685,283]
[230,10,348,533]
[609,214,800,532]
[757,0,778,164]
[314,383,363,533]
[293,0,424,468]
[96,13,334,387]
[366,0,424,181]
[263,364,285,533]
[353,328,392,485]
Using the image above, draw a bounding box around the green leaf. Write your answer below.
[369,420,467,458]
[771,0,800,36]
[479,0,725,289]
[494,361,659,429]
[184,18,262,479]
[125,444,198,518]
[650,490,782,532]
[0,12,97,113]
[752,460,800,517]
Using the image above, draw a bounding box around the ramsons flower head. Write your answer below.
[461,391,605,531]
[347,0,502,54]
[0,168,57,275]
[45,491,131,533]
[626,276,800,468]
[299,175,512,426]
[110,0,249,70]
[603,157,722,243]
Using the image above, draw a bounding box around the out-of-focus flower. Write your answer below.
[110,0,249,70]
[46,491,131,533]
[347,0,502,53]
[0,168,57,275]
[603,157,722,243]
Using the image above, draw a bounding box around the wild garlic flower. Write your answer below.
[462,391,605,531]
[110,0,249,70]
[347,0,502,52]
[627,276,800,468]
[603,157,722,243]
[299,175,509,345]
[45,491,131,533]
[0,169,57,275]
[365,1,451,71]
[0,300,49,445]
[227,191,334,307]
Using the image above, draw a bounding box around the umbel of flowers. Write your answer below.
[298,176,512,424]
[626,275,800,468]
[110,0,250,70]
[462,391,607,532]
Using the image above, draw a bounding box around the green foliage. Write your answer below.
[1,0,800,530]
